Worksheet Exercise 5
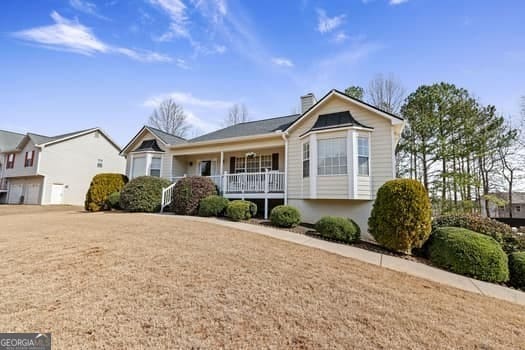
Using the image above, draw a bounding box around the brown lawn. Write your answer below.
[1,206,524,349]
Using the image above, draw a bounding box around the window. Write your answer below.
[97,159,103,168]
[516,205,521,212]
[318,138,347,176]
[234,155,273,173]
[24,151,35,167]
[132,156,146,178]
[235,157,246,173]
[260,155,272,171]
[150,157,161,177]
[358,136,370,176]
[246,156,259,173]
[302,143,310,178]
[6,153,15,169]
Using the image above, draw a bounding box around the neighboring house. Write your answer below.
[121,89,405,238]
[487,192,525,219]
[0,128,126,205]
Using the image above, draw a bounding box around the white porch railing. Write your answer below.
[160,171,285,212]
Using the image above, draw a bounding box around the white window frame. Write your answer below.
[149,156,161,177]
[317,138,347,176]
[97,158,103,168]
[357,136,370,176]
[235,154,273,173]
[302,142,310,178]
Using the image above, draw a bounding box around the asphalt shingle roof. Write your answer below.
[147,126,187,145]
[189,114,300,143]
[0,130,25,152]
[308,111,372,133]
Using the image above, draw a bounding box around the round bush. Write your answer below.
[508,252,525,289]
[315,216,360,243]
[171,176,217,215]
[433,214,511,243]
[270,205,301,228]
[120,176,171,213]
[198,195,229,217]
[427,227,509,283]
[106,191,121,210]
[226,200,257,221]
[84,173,128,212]
[348,219,361,236]
[368,179,432,254]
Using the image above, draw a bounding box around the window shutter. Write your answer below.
[11,154,15,168]
[271,153,279,171]
[229,157,235,173]
[31,150,35,167]
[24,152,28,167]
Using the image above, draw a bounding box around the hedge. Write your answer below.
[198,195,229,217]
[172,176,217,215]
[427,227,509,283]
[226,200,257,221]
[368,179,432,254]
[508,252,525,289]
[106,191,121,210]
[315,216,360,243]
[270,205,301,228]
[119,176,171,213]
[84,173,128,212]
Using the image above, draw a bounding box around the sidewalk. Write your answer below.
[158,214,525,306]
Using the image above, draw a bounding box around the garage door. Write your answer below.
[25,182,41,204]
[7,183,23,204]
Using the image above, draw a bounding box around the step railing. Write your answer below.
[160,182,176,213]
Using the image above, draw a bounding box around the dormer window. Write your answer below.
[6,153,15,169]
[24,151,35,167]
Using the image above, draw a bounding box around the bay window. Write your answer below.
[317,138,347,176]
[358,136,370,176]
[150,157,161,177]
[302,142,309,178]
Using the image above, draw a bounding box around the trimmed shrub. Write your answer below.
[172,176,217,215]
[226,200,257,221]
[84,173,128,212]
[198,195,229,217]
[315,216,360,243]
[119,176,171,213]
[368,179,432,254]
[508,252,525,289]
[270,205,301,228]
[502,234,525,254]
[348,219,361,236]
[106,191,121,210]
[427,227,509,283]
[433,214,512,243]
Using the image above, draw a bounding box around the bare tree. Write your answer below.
[224,103,248,126]
[366,73,405,114]
[148,98,190,137]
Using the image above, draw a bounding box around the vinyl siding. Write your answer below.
[4,140,40,178]
[317,176,348,198]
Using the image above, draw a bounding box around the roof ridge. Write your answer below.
[0,129,25,136]
[146,125,187,141]
[232,113,300,126]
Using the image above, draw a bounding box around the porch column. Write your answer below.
[220,151,224,174]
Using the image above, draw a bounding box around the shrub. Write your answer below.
[368,179,432,254]
[119,176,171,213]
[226,200,257,221]
[198,195,229,217]
[348,219,361,236]
[172,176,217,215]
[315,216,360,243]
[84,173,128,212]
[508,252,525,289]
[432,214,512,243]
[106,191,121,210]
[427,227,509,283]
[502,233,525,254]
[270,205,301,228]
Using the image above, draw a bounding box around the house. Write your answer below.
[121,89,405,239]
[487,192,525,219]
[0,128,126,205]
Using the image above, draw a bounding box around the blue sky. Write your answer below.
[1,0,524,145]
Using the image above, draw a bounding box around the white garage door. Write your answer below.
[7,183,23,204]
[25,182,41,204]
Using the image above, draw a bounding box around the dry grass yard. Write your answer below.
[1,206,524,349]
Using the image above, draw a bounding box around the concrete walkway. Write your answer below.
[158,214,525,306]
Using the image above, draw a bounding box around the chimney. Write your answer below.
[300,93,316,114]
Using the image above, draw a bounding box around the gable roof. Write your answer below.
[0,129,25,152]
[134,139,164,152]
[308,111,372,132]
[189,114,299,143]
[120,126,187,155]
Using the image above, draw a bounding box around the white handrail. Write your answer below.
[160,182,176,213]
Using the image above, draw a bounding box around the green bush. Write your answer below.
[119,176,171,213]
[315,216,360,243]
[172,176,217,215]
[198,195,229,217]
[226,200,257,221]
[427,227,509,283]
[502,234,525,254]
[368,179,432,254]
[270,205,301,228]
[348,219,361,236]
[508,252,525,289]
[84,173,128,212]
[106,191,121,210]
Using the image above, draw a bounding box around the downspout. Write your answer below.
[281,132,289,205]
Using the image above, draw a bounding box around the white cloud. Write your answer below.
[69,0,109,20]
[271,57,294,67]
[316,9,345,33]
[333,31,348,43]
[143,91,233,109]
[389,0,409,5]
[186,111,220,133]
[12,11,173,63]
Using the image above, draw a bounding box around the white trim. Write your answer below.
[195,158,218,176]
[282,133,288,205]
[299,125,373,139]
[352,130,359,198]
[38,128,122,152]
[347,130,353,198]
[171,132,283,150]
[121,126,171,155]
[309,133,317,199]
[149,154,163,177]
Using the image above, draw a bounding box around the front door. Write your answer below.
[50,184,65,204]
[199,160,217,176]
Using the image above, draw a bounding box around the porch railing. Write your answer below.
[161,171,285,212]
